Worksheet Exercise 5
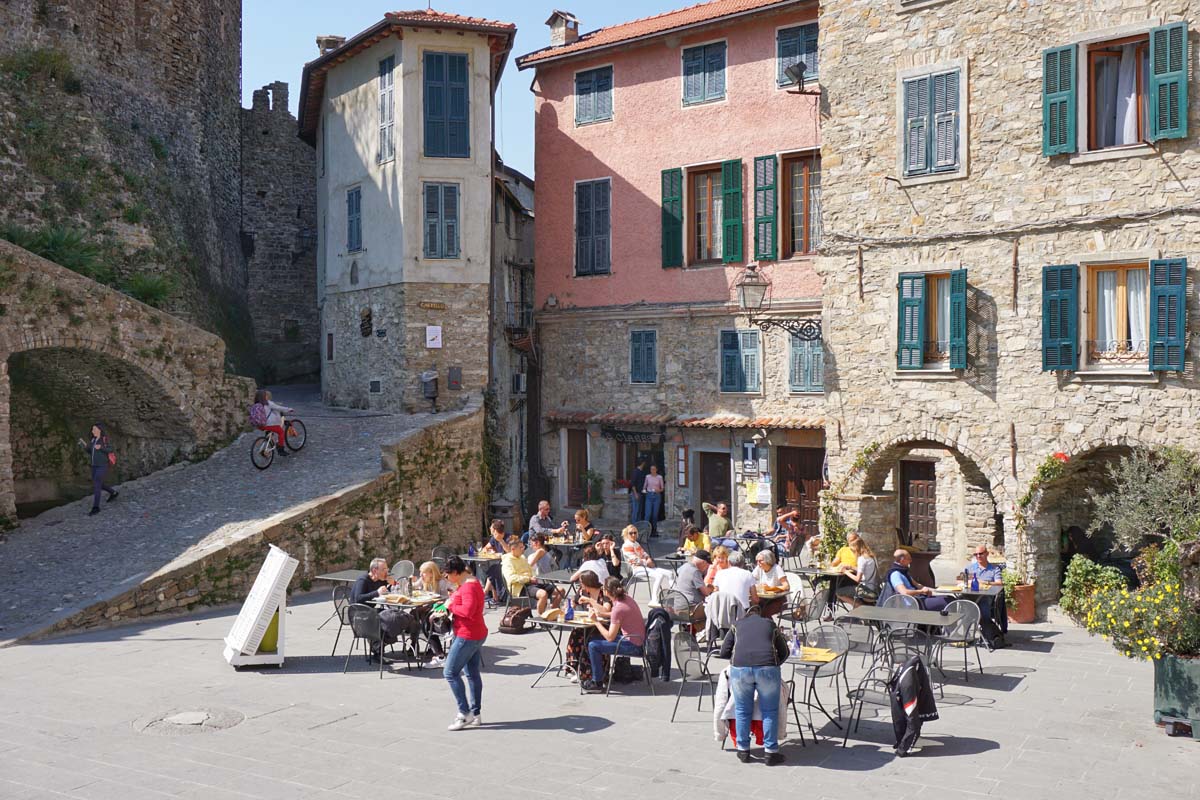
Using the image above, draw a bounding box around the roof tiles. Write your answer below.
[384,9,515,32]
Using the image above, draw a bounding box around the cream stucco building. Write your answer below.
[299,10,516,412]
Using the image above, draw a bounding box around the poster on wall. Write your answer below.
[756,476,772,505]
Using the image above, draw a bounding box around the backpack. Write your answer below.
[249,403,268,428]
[498,605,532,634]
[107,451,117,467]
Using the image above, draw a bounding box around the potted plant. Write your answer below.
[583,469,605,520]
[1064,446,1200,735]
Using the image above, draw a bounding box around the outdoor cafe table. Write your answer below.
[528,615,596,687]
[784,648,846,742]
[313,569,363,584]
[844,604,966,664]
[659,552,690,570]
[933,583,1003,600]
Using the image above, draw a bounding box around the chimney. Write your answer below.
[316,35,346,56]
[545,10,579,47]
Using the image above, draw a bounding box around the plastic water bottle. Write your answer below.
[791,631,801,658]
[565,598,574,621]
[467,543,476,557]
[970,572,979,592]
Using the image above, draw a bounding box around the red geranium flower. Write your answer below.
[1052,452,1069,463]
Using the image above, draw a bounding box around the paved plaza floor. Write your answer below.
[0,586,1195,799]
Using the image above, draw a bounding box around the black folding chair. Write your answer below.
[330,585,350,657]
[344,604,386,679]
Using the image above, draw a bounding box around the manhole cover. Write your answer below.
[133,707,244,736]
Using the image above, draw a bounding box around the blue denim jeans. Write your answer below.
[587,638,642,684]
[643,492,662,536]
[629,492,643,524]
[444,635,485,716]
[729,665,782,753]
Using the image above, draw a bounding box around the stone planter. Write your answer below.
[585,503,604,521]
[1154,654,1200,739]
[1007,583,1037,624]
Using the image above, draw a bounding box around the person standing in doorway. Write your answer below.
[443,556,487,730]
[629,458,648,524]
[642,464,665,538]
[79,423,118,516]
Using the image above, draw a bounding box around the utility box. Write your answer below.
[448,366,462,390]
[420,370,438,400]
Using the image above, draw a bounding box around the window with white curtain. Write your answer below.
[1089,264,1149,365]
[1088,35,1150,150]
[691,168,723,263]
[923,273,951,363]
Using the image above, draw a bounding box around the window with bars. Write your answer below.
[576,66,613,125]
[575,179,611,276]
[683,42,726,105]
[424,52,470,158]
[720,329,760,392]
[777,23,818,86]
[346,187,362,253]
[902,69,961,177]
[378,55,395,162]
[423,183,459,259]
[630,330,657,384]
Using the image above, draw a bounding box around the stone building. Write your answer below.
[299,10,517,413]
[488,159,536,520]
[818,0,1199,606]
[517,0,826,532]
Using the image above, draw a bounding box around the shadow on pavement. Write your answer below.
[480,714,614,733]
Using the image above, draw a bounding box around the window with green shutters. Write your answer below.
[630,330,657,384]
[1042,45,1076,156]
[683,42,726,105]
[778,24,818,86]
[423,183,459,259]
[1149,258,1187,371]
[1149,22,1189,141]
[720,329,760,392]
[897,270,967,370]
[789,336,823,393]
[903,70,960,177]
[1042,264,1079,371]
[753,155,777,262]
[575,179,611,276]
[575,66,613,125]
[721,159,743,263]
[661,168,683,267]
[346,187,362,253]
[424,52,469,158]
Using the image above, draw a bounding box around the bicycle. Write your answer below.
[250,417,307,470]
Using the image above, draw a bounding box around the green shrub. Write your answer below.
[122,202,148,224]
[0,223,110,283]
[1059,554,1128,620]
[148,135,168,161]
[0,48,80,93]
[124,273,174,308]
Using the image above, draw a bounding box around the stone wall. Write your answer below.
[322,283,489,414]
[35,398,486,637]
[241,82,320,383]
[0,240,254,524]
[817,0,1200,608]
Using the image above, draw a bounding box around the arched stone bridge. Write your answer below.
[0,240,254,526]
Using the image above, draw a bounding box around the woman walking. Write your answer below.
[443,556,487,730]
[79,423,118,516]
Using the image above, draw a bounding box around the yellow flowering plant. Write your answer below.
[1081,578,1200,659]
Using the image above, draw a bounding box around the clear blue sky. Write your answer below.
[242,2,684,178]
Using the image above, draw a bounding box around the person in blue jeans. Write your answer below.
[582,577,647,692]
[79,423,118,516]
[718,605,789,765]
[442,556,488,730]
[629,459,647,524]
[642,464,665,538]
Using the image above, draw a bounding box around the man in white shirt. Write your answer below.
[712,550,758,611]
[526,500,566,544]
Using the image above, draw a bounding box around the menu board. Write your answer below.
[224,545,299,656]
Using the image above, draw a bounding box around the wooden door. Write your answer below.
[698,452,731,511]
[566,429,588,507]
[900,460,937,544]
[777,447,824,538]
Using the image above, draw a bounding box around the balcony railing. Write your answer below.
[1087,339,1148,365]
[506,302,533,330]
[923,339,949,363]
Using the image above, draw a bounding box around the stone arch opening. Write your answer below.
[7,346,198,518]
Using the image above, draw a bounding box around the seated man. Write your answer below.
[712,550,759,612]
[671,549,712,626]
[350,557,393,605]
[349,558,418,660]
[879,549,949,612]
[680,525,711,555]
[525,500,567,544]
[964,546,1009,647]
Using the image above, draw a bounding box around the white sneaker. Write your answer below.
[426,656,446,668]
[448,713,474,731]
[466,714,482,728]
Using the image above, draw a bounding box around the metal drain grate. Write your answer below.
[133,707,244,736]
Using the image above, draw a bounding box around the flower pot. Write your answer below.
[1007,583,1036,624]
[1154,654,1200,738]
[585,503,604,521]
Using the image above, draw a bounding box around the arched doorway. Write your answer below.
[6,346,200,518]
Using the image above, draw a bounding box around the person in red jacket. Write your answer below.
[443,555,487,730]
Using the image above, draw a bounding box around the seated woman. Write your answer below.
[836,536,879,607]
[413,561,453,664]
[751,550,791,616]
[573,508,597,542]
[582,577,646,692]
[564,571,612,683]
[705,545,733,586]
[620,525,675,604]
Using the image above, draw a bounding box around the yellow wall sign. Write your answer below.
[418,301,447,310]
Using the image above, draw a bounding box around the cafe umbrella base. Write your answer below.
[1153,654,1200,740]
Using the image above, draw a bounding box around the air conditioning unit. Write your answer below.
[511,373,527,395]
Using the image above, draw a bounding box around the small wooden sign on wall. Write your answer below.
[418,301,447,311]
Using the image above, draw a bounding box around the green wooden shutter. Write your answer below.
[1041,264,1079,371]
[575,70,595,125]
[903,76,930,175]
[777,27,801,85]
[790,336,824,392]
[594,67,613,121]
[592,180,611,274]
[705,42,726,100]
[644,330,657,382]
[1149,22,1188,141]
[424,52,447,157]
[753,155,777,262]
[683,47,705,104]
[630,331,645,382]
[789,335,804,391]
[949,268,968,369]
[809,337,824,391]
[575,182,593,275]
[721,159,743,263]
[446,53,470,158]
[932,71,959,172]
[897,273,926,369]
[720,330,742,391]
[1042,45,1077,156]
[740,330,760,391]
[661,168,683,267]
[1149,258,1187,371]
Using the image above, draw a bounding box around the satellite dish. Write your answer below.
[785,62,806,85]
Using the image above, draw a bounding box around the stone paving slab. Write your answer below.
[0,386,444,642]
[0,586,1195,800]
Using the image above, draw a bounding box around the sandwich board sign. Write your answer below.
[223,544,299,668]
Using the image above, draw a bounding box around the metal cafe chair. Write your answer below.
[343,604,386,679]
[670,629,716,721]
[933,598,984,680]
[330,585,350,657]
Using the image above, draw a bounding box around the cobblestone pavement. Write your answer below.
[0,590,1194,800]
[0,386,440,642]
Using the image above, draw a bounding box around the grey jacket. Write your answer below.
[82,436,113,468]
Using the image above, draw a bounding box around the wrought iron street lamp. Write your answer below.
[734,264,822,341]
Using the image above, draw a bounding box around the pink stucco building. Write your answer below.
[517,0,827,534]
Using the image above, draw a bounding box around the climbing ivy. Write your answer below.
[818,441,880,563]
